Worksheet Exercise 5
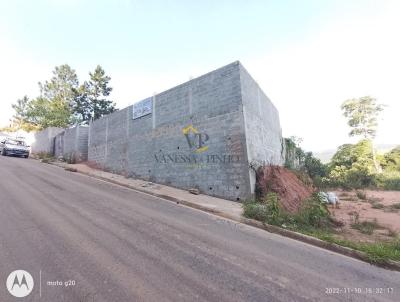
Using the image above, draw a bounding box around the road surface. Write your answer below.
[0,156,399,302]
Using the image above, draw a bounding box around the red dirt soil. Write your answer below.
[256,166,314,213]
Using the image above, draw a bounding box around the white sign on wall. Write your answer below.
[133,97,152,119]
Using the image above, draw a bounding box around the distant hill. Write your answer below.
[314,144,399,163]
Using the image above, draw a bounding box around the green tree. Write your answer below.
[7,96,39,131]
[381,147,400,172]
[328,140,376,188]
[341,96,384,172]
[75,65,116,123]
[40,64,79,106]
[303,152,327,179]
[25,96,71,129]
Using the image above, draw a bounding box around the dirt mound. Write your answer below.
[255,166,315,213]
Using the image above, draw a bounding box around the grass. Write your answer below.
[371,203,385,209]
[351,219,382,235]
[243,194,400,264]
[340,196,358,202]
[391,203,400,210]
[376,171,400,191]
[275,224,400,264]
[36,152,55,163]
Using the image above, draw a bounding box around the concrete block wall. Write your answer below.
[31,127,64,154]
[239,64,284,194]
[54,126,89,162]
[88,61,283,201]
[54,132,64,158]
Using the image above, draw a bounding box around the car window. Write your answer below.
[5,140,25,146]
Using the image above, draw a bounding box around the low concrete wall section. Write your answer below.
[31,127,64,154]
[54,126,89,162]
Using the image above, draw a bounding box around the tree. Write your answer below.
[25,96,71,129]
[381,146,400,172]
[71,82,91,124]
[7,64,117,129]
[341,96,384,172]
[78,65,116,123]
[303,152,327,179]
[328,140,376,188]
[40,64,79,106]
[7,96,39,131]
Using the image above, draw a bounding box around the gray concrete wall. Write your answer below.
[54,131,64,158]
[89,62,251,201]
[31,127,64,154]
[29,62,284,201]
[239,64,284,194]
[54,126,89,162]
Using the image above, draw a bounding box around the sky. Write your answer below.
[0,0,399,152]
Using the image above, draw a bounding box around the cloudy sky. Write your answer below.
[0,0,399,152]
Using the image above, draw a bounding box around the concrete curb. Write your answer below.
[48,161,400,272]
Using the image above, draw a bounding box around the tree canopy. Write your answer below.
[341,96,384,140]
[7,64,117,131]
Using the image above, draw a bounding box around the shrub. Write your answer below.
[375,171,400,190]
[242,201,269,222]
[36,152,54,160]
[390,203,400,210]
[243,193,331,229]
[356,191,367,200]
[371,203,384,209]
[263,192,285,225]
[294,193,330,227]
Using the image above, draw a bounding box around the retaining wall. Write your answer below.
[54,126,89,162]
[88,61,283,201]
[31,127,64,154]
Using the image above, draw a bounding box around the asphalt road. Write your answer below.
[0,156,399,302]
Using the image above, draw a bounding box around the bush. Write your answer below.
[263,192,285,225]
[356,191,367,200]
[375,171,400,190]
[294,193,330,227]
[242,201,269,222]
[371,203,384,209]
[326,140,377,189]
[381,146,400,172]
[303,152,327,179]
[243,193,286,225]
[243,193,331,229]
[36,152,54,160]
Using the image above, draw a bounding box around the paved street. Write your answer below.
[0,156,399,302]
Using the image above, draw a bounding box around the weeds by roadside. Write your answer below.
[351,219,383,235]
[371,203,385,209]
[391,203,400,210]
[243,192,400,264]
[35,152,55,163]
